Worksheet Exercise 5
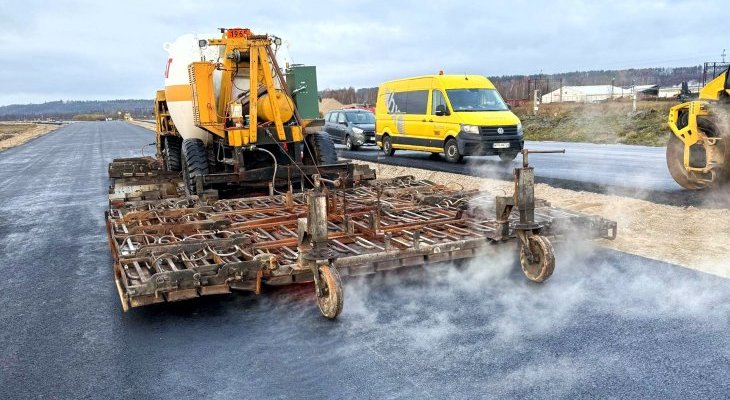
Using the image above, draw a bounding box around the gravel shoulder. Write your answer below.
[357,160,730,278]
[0,123,61,151]
[126,120,156,131]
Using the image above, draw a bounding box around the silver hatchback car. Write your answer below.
[323,109,376,150]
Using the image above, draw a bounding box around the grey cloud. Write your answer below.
[0,0,726,105]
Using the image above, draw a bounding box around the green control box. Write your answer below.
[285,64,320,120]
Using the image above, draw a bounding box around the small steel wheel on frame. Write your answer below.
[519,235,555,283]
[316,265,343,319]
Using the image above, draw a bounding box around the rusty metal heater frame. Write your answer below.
[106,154,616,318]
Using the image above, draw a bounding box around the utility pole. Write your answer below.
[611,78,615,101]
[722,49,726,63]
[632,79,637,113]
[559,78,563,103]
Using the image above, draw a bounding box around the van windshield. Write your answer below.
[446,88,509,112]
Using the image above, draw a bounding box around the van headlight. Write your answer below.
[352,127,364,136]
[461,124,479,134]
[517,123,523,136]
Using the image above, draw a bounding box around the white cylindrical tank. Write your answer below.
[164,33,218,143]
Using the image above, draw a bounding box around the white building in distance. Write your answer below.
[657,81,702,99]
[541,85,629,104]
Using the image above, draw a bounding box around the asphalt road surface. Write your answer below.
[0,122,728,399]
[337,142,730,208]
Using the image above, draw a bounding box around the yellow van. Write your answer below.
[375,74,523,163]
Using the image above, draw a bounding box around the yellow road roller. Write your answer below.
[666,66,730,189]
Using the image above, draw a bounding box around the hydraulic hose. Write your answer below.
[251,146,279,193]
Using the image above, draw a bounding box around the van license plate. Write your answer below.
[493,143,510,149]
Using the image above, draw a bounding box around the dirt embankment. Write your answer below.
[514,101,673,147]
[357,161,730,278]
[0,123,61,151]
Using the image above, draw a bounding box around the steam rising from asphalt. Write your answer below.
[338,243,728,343]
[295,240,726,396]
[315,157,726,394]
[224,156,729,396]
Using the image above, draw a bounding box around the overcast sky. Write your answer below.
[0,0,726,105]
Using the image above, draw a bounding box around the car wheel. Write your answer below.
[444,138,463,163]
[382,135,396,156]
[345,135,353,151]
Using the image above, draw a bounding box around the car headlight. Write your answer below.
[461,124,479,134]
[517,123,523,135]
[351,127,364,135]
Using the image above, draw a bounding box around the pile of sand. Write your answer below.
[319,98,344,115]
[357,161,730,278]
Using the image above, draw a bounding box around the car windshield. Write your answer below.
[344,111,375,124]
[446,88,509,112]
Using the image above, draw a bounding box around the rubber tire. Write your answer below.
[519,235,555,283]
[181,139,209,196]
[316,265,343,319]
[381,135,396,156]
[163,136,182,172]
[344,135,359,151]
[304,132,338,165]
[444,138,463,163]
[498,152,518,163]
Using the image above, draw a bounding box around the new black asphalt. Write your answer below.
[338,143,730,208]
[0,122,727,399]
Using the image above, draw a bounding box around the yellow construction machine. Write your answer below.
[105,28,617,319]
[667,66,730,189]
[155,28,342,196]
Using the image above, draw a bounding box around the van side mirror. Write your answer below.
[435,104,449,116]
[507,104,513,110]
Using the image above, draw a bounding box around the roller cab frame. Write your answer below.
[667,66,730,189]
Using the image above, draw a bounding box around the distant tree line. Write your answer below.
[319,65,706,104]
[0,99,153,121]
[319,87,378,106]
[0,65,709,120]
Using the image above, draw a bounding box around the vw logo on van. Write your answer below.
[497,127,504,134]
